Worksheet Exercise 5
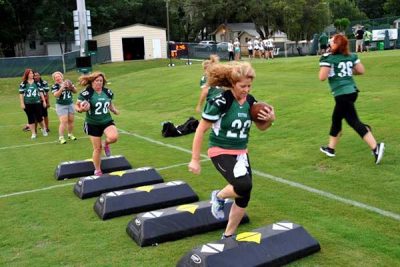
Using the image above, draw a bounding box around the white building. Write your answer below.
[93,23,167,62]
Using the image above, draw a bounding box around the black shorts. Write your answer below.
[84,121,115,137]
[320,44,327,50]
[248,49,253,54]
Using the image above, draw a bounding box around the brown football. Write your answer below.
[250,102,270,122]
[64,79,73,89]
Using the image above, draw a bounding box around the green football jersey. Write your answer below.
[206,87,224,101]
[202,90,255,149]
[40,80,50,96]
[51,83,74,105]
[19,81,42,104]
[78,87,114,125]
[319,53,360,97]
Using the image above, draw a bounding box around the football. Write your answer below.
[250,102,272,123]
[64,79,73,89]
[80,100,90,111]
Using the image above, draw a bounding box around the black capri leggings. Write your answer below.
[211,154,252,208]
[24,103,43,124]
[329,92,368,138]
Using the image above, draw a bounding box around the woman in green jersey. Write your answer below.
[19,68,48,139]
[51,71,78,144]
[75,72,119,176]
[189,62,275,239]
[319,34,384,164]
[195,54,222,113]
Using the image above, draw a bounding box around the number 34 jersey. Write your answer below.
[319,53,360,97]
[202,91,255,150]
[78,87,114,125]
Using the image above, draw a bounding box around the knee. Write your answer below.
[106,133,118,144]
[233,179,252,199]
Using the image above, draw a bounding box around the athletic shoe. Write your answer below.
[94,170,103,176]
[31,134,37,139]
[68,134,77,141]
[59,136,67,144]
[103,142,111,157]
[373,143,385,165]
[22,125,30,132]
[42,129,48,137]
[221,233,236,240]
[320,146,335,157]
[210,190,225,220]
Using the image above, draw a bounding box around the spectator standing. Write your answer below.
[319,32,329,54]
[34,71,50,132]
[233,38,241,61]
[355,27,365,52]
[363,28,372,52]
[227,40,234,61]
[247,39,253,59]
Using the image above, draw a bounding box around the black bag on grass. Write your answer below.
[162,117,199,137]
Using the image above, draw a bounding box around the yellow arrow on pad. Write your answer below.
[176,204,199,214]
[236,232,262,244]
[135,185,154,192]
[110,171,126,176]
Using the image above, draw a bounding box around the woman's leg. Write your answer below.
[90,136,102,174]
[58,115,68,138]
[103,124,118,156]
[67,113,75,135]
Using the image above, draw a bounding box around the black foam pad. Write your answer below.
[74,167,163,199]
[126,200,249,246]
[177,221,320,267]
[54,155,132,180]
[94,180,199,220]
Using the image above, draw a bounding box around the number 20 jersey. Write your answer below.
[319,53,360,97]
[78,87,114,125]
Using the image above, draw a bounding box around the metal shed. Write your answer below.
[93,24,167,62]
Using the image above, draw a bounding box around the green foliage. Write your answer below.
[334,17,351,32]
[0,52,400,266]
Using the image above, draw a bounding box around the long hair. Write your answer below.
[79,71,107,87]
[331,34,350,56]
[206,61,255,88]
[22,68,33,82]
[202,54,219,71]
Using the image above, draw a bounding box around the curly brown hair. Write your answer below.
[79,71,107,87]
[206,61,255,88]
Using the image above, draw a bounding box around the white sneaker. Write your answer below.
[42,129,48,137]
[210,190,225,220]
[31,134,37,139]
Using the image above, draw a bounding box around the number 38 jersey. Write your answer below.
[202,90,255,149]
[319,53,360,97]
[78,87,114,125]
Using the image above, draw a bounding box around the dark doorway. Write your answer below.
[122,37,144,60]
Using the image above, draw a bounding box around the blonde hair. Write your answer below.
[206,61,255,88]
[79,71,107,87]
[202,54,219,71]
[52,71,63,81]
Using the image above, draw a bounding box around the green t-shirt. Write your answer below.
[319,34,328,45]
[202,90,255,149]
[319,53,359,97]
[78,87,114,125]
[51,83,74,105]
[19,81,43,104]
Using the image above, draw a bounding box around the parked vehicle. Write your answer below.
[195,40,217,51]
[217,42,229,52]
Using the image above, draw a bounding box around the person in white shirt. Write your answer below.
[247,39,253,59]
[227,40,234,61]
[253,37,260,58]
[266,37,274,59]
[233,38,241,61]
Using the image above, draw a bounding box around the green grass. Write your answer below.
[0,52,399,266]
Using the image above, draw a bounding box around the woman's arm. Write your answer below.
[40,92,47,108]
[319,66,330,81]
[353,62,365,75]
[109,102,120,115]
[196,86,209,113]
[188,119,212,175]
[19,94,25,109]
[53,84,65,98]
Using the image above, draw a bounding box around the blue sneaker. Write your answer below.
[211,190,225,220]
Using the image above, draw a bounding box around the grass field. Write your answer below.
[0,51,399,266]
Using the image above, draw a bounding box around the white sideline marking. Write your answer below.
[118,129,400,222]
[0,137,90,150]
[1,125,399,222]
[0,159,208,199]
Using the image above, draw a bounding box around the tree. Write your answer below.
[383,0,400,16]
[334,18,351,33]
